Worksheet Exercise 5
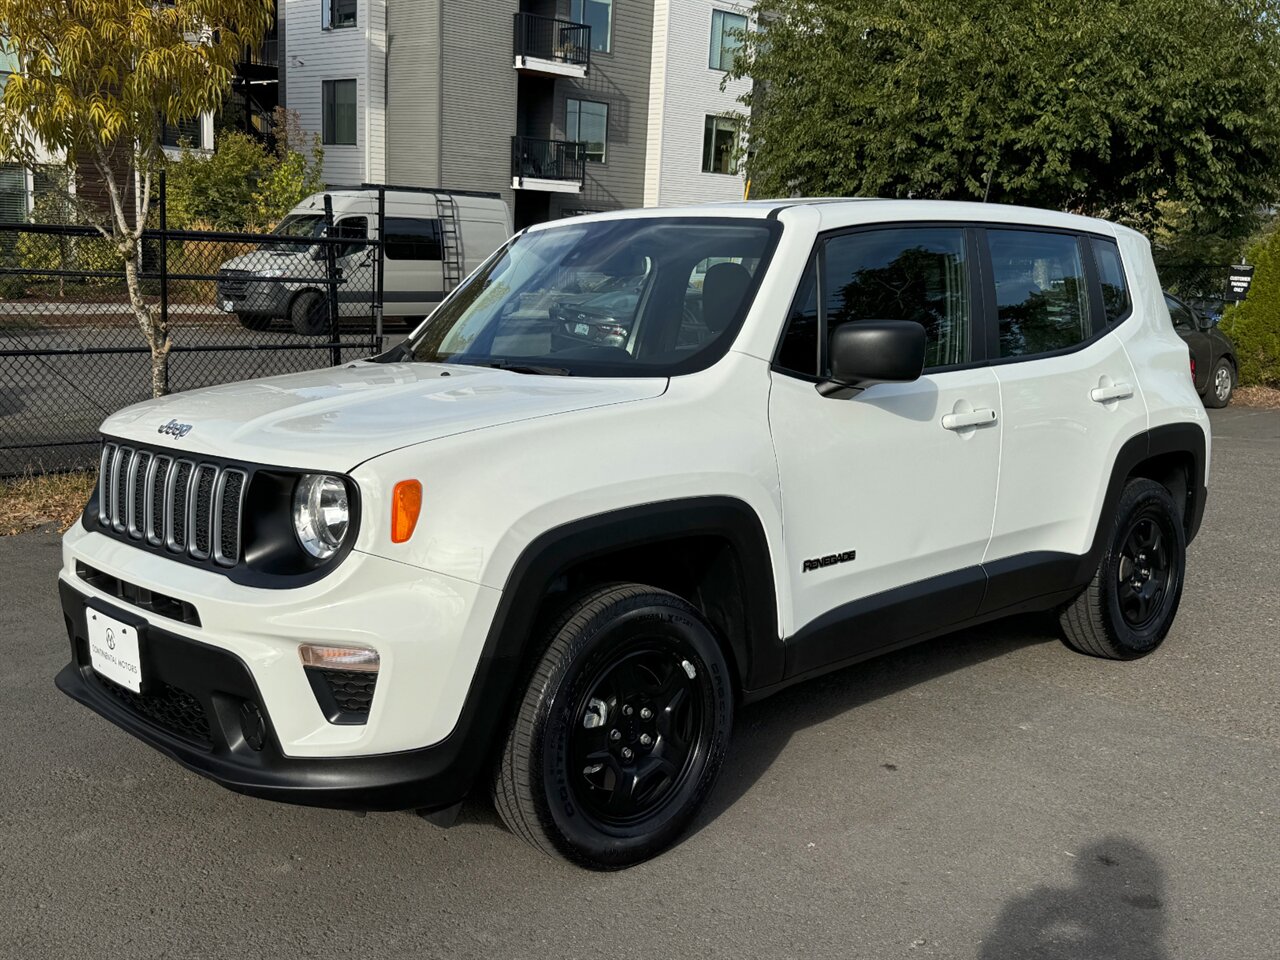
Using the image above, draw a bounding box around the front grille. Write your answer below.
[217,269,251,298]
[96,674,214,747]
[98,442,247,567]
[76,561,202,626]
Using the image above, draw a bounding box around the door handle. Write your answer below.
[1090,383,1134,403]
[941,408,998,430]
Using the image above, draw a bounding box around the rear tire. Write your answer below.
[493,584,733,869]
[288,290,329,337]
[1203,358,1234,408]
[1059,478,1186,659]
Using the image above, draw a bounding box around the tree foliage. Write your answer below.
[166,109,324,231]
[1220,225,1280,386]
[731,0,1280,231]
[0,0,274,397]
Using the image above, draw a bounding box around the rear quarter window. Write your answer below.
[1092,238,1132,324]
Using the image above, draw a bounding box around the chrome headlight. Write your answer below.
[292,474,351,560]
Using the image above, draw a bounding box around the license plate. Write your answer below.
[220,299,235,311]
[87,609,144,693]
[574,322,591,336]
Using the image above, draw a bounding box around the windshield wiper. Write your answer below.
[458,359,573,376]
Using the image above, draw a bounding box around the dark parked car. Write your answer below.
[1165,292,1237,408]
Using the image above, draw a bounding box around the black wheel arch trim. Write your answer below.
[406,496,782,808]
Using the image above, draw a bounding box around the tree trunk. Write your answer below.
[122,247,170,398]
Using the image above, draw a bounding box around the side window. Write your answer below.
[775,257,819,375]
[987,230,1091,359]
[821,227,971,371]
[1165,295,1196,333]
[1092,238,1131,323]
[384,218,442,261]
[333,216,367,257]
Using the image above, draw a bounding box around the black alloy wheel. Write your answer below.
[1059,478,1186,659]
[493,584,733,869]
[1115,511,1175,631]
[569,643,704,826]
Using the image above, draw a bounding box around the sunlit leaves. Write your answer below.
[732,0,1280,231]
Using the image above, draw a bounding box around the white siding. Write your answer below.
[284,0,384,185]
[647,0,752,207]
[642,1,670,206]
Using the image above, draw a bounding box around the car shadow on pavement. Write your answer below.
[978,836,1170,960]
[693,612,1059,829]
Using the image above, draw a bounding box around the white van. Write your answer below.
[215,186,512,335]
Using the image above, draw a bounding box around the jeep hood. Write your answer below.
[100,361,668,471]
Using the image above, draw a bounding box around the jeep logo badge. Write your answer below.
[158,419,193,438]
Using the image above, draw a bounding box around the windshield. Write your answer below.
[398,217,782,376]
[273,214,326,238]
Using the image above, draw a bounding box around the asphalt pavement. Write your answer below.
[1,406,1277,959]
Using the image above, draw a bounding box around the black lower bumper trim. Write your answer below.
[56,580,475,812]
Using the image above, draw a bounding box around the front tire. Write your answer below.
[288,290,329,337]
[493,584,733,869]
[1059,478,1186,659]
[1204,358,1235,408]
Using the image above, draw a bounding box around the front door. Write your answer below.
[768,225,1001,667]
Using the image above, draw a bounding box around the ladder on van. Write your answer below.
[436,194,465,294]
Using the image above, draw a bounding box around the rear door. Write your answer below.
[769,224,1001,665]
[980,228,1148,608]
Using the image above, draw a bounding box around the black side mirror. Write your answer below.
[817,320,926,399]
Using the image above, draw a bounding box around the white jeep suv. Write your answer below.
[56,200,1210,868]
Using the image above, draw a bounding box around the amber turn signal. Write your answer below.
[391,479,422,543]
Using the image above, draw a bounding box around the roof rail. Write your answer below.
[323,182,503,200]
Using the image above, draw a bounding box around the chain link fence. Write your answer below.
[0,187,387,476]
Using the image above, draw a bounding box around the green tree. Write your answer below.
[166,107,324,231]
[1220,226,1280,386]
[0,0,274,397]
[731,0,1280,231]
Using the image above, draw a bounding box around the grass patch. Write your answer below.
[1235,385,1280,409]
[0,470,95,536]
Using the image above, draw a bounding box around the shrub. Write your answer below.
[1220,227,1280,387]
[165,109,325,232]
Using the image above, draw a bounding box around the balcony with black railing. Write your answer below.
[511,136,587,193]
[513,12,591,78]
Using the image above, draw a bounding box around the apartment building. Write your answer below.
[282,0,752,228]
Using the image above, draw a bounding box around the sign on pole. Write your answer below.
[1226,264,1255,302]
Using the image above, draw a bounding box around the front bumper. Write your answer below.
[55,525,509,811]
[57,581,479,810]
[215,277,292,316]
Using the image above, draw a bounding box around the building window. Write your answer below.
[161,116,203,149]
[567,98,608,163]
[323,0,357,30]
[323,79,358,145]
[0,164,27,223]
[570,0,612,53]
[702,115,741,174]
[0,37,18,92]
[709,9,748,71]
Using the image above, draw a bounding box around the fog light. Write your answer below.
[239,700,267,751]
[299,643,380,673]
